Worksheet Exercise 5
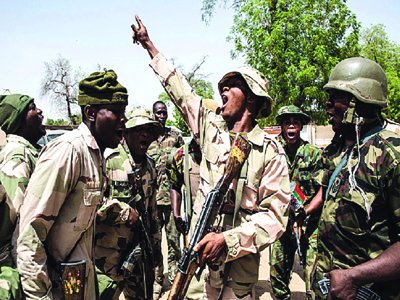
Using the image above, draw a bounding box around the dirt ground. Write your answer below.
[146,233,306,300]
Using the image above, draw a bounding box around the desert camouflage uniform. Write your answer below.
[17,123,106,300]
[149,53,290,299]
[312,123,400,299]
[148,127,184,284]
[95,141,160,299]
[271,134,321,300]
[170,141,203,300]
[0,135,39,300]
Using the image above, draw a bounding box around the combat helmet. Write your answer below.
[126,107,163,141]
[323,57,388,108]
[218,66,274,119]
[276,105,310,125]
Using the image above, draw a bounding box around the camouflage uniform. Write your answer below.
[270,134,321,300]
[149,53,290,299]
[312,123,400,299]
[148,126,184,285]
[95,141,160,299]
[170,140,203,300]
[16,123,107,300]
[0,135,39,300]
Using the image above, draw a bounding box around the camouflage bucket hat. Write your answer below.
[323,57,388,108]
[126,107,163,140]
[276,105,310,125]
[0,94,33,134]
[218,66,274,119]
[78,69,128,106]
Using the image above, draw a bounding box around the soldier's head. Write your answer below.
[276,105,309,147]
[78,69,128,152]
[324,57,387,135]
[217,66,273,125]
[152,101,168,127]
[0,94,46,145]
[125,107,162,161]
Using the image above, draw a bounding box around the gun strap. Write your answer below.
[183,142,192,219]
[233,159,249,226]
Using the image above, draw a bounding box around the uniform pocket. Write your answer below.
[335,179,378,235]
[74,185,101,232]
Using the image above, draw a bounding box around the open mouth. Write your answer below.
[287,131,296,138]
[140,140,149,147]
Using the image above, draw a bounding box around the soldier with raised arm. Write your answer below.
[131,15,290,299]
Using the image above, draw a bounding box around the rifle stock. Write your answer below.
[168,134,251,300]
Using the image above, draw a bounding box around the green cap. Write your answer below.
[218,66,274,119]
[276,105,310,125]
[0,94,33,134]
[126,107,163,140]
[78,69,128,106]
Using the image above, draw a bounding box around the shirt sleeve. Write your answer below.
[150,53,202,140]
[17,141,80,300]
[170,147,184,192]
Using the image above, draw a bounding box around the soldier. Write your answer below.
[147,100,184,298]
[16,70,128,299]
[0,94,46,300]
[312,57,400,299]
[132,15,290,299]
[270,105,322,300]
[95,107,163,299]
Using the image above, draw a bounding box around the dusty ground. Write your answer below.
[148,233,306,300]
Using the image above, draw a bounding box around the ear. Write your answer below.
[247,94,257,104]
[84,105,96,122]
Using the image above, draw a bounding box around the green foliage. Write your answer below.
[46,118,70,125]
[360,24,400,123]
[201,0,360,126]
[159,57,215,136]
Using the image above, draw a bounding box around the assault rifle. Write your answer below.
[120,168,155,300]
[168,134,251,300]
[318,278,381,300]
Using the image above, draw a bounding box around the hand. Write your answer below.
[193,232,226,268]
[131,14,150,48]
[126,207,139,228]
[326,269,359,300]
[174,216,186,235]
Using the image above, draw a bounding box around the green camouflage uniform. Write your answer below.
[0,135,39,300]
[312,123,400,299]
[271,134,321,300]
[149,53,290,299]
[95,141,160,299]
[148,127,184,284]
[17,123,107,300]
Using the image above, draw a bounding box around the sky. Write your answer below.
[1,0,399,120]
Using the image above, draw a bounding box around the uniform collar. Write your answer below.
[6,134,40,151]
[78,123,101,151]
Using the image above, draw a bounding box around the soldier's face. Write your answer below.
[219,77,248,123]
[92,103,127,151]
[126,124,154,161]
[23,101,46,143]
[153,103,168,126]
[326,89,353,133]
[281,116,302,146]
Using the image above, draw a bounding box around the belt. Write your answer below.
[219,203,258,215]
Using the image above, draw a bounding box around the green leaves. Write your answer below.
[202,0,360,125]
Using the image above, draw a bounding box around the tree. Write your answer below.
[359,24,400,122]
[159,56,215,136]
[201,0,360,126]
[40,54,84,125]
